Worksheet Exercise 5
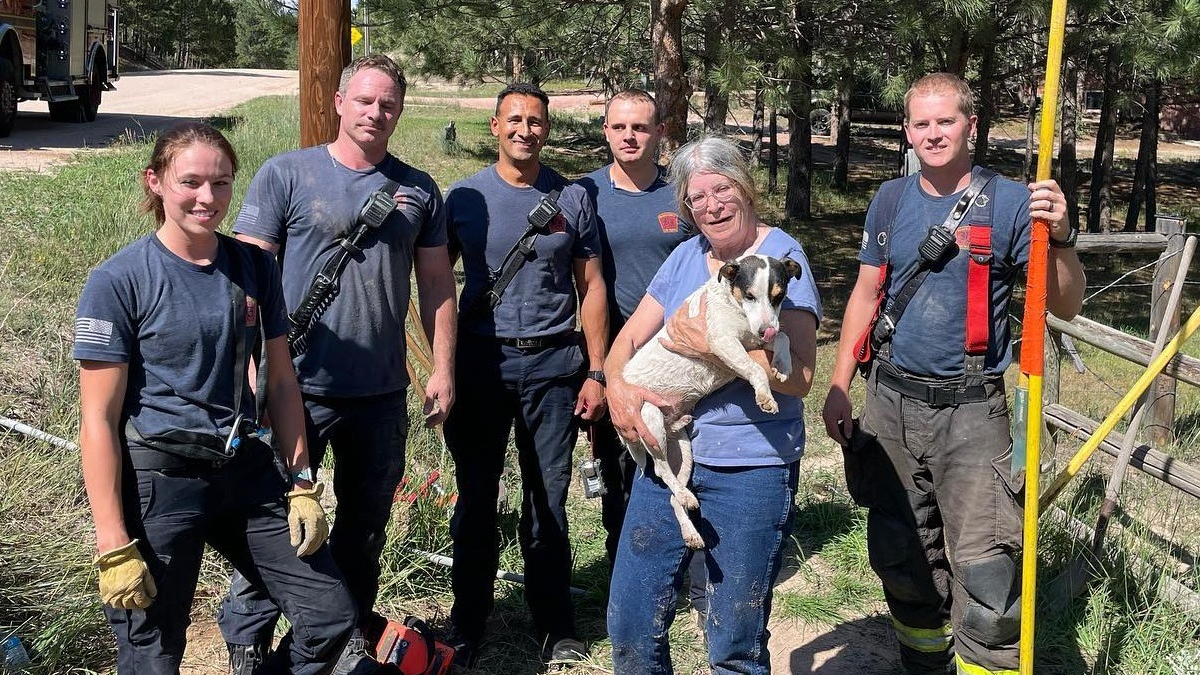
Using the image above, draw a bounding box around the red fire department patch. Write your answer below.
[245,297,258,326]
[658,212,679,233]
[548,213,568,234]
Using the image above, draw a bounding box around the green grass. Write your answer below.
[2,93,1200,674]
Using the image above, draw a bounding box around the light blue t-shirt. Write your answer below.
[859,170,1031,377]
[646,228,822,467]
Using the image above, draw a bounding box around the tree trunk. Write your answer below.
[946,20,970,76]
[784,0,813,221]
[751,85,764,171]
[1087,43,1120,233]
[832,72,851,191]
[509,49,523,81]
[768,108,778,194]
[652,0,690,152]
[973,31,996,167]
[1124,79,1160,232]
[1022,87,1038,183]
[1058,57,1081,233]
[701,15,729,133]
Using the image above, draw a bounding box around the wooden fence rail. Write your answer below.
[1041,216,1200,501]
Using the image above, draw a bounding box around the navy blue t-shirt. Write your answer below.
[446,164,601,338]
[233,145,447,397]
[576,164,691,330]
[860,170,1032,377]
[74,233,289,447]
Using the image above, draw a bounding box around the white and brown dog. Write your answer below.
[622,254,802,548]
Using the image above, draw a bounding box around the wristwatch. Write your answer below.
[1049,223,1078,249]
[587,370,607,386]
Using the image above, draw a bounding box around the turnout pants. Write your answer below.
[219,391,409,646]
[108,443,355,675]
[442,334,584,646]
[847,365,1023,675]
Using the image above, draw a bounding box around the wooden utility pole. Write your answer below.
[299,0,351,148]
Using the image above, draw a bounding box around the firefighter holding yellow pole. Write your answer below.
[821,71,1085,673]
[1018,1,1072,673]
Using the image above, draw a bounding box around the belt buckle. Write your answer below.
[928,385,958,407]
[515,337,540,349]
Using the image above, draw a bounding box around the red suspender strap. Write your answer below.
[965,225,992,355]
[853,262,889,365]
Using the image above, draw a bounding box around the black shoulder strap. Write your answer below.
[471,188,562,314]
[220,234,262,427]
[871,168,998,348]
[288,179,400,356]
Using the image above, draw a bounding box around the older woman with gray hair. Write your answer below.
[603,136,821,673]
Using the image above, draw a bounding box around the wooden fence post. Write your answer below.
[1146,215,1186,446]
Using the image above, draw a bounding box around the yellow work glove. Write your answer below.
[94,540,157,609]
[286,482,329,557]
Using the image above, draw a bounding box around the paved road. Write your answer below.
[0,69,299,171]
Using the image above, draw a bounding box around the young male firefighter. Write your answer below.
[821,72,1085,675]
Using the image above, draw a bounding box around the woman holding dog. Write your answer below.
[74,122,355,674]
[604,135,821,674]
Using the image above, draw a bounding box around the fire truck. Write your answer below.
[0,0,120,137]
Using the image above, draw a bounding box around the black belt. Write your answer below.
[491,332,577,350]
[876,366,994,407]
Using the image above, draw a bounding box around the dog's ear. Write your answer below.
[719,262,740,283]
[783,259,803,280]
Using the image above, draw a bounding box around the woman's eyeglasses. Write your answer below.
[684,183,738,211]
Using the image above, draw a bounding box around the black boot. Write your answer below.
[227,639,269,675]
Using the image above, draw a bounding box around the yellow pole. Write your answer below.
[1039,303,1200,509]
[1019,1,1070,672]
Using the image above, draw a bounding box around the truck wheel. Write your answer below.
[810,108,832,137]
[0,57,16,138]
[78,65,103,123]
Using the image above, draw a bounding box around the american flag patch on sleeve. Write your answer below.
[75,317,115,347]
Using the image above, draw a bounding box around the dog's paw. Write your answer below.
[756,390,779,414]
[772,368,789,383]
[683,531,706,550]
[668,414,694,433]
[678,488,700,511]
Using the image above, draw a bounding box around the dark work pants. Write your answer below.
[593,416,708,614]
[443,335,584,646]
[107,444,355,675]
[846,365,1023,674]
[219,391,409,646]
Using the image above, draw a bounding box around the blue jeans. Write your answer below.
[108,442,355,675]
[219,391,409,645]
[608,460,799,675]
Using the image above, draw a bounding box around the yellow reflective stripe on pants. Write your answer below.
[891,617,953,653]
[955,653,1018,675]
